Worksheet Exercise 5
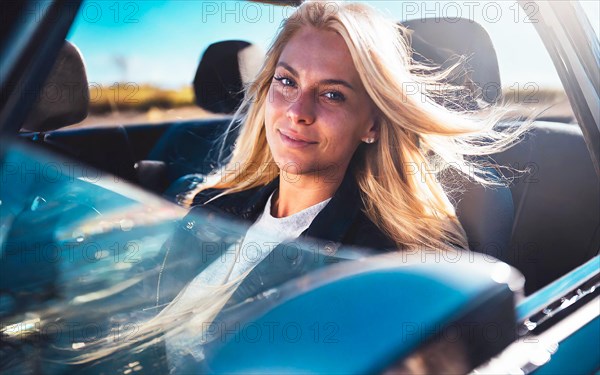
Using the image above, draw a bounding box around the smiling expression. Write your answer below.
[264,26,378,180]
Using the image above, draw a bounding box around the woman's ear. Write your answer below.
[361,116,379,143]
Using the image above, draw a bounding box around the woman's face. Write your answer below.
[264,26,378,181]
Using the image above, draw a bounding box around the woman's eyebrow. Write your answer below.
[276,61,299,76]
[276,61,355,91]
[320,78,355,91]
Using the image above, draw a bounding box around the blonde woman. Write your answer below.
[73,1,527,371]
[179,1,520,252]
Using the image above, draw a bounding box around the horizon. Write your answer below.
[67,0,599,90]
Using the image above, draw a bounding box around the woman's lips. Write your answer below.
[278,129,318,148]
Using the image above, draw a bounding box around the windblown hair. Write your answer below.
[182,0,528,251]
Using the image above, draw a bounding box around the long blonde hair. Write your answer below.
[182,0,527,251]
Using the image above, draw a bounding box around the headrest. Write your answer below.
[403,18,501,107]
[193,40,264,114]
[21,41,89,132]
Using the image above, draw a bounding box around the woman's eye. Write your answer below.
[323,91,345,102]
[273,76,296,87]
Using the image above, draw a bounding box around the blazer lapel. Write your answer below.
[227,171,362,304]
[302,169,362,244]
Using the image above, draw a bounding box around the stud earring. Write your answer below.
[363,137,375,144]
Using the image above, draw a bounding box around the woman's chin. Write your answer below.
[273,156,314,176]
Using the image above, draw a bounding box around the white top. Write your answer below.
[165,191,331,369]
[189,191,331,285]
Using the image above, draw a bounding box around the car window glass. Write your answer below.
[0,140,369,373]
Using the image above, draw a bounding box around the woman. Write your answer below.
[74,1,527,370]
[178,1,517,252]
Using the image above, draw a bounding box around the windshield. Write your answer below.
[0,140,390,373]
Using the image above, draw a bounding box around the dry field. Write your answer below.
[67,85,576,129]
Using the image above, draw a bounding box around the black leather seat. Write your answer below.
[193,40,264,114]
[135,40,263,192]
[21,41,88,132]
[147,117,236,185]
[446,170,515,262]
[20,41,139,183]
[493,123,599,293]
[402,18,514,260]
[403,18,501,106]
[408,18,599,293]
[42,125,138,182]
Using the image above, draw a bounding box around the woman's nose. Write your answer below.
[286,88,315,125]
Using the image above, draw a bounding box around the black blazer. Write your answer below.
[191,170,397,251]
[151,169,396,308]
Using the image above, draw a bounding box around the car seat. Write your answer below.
[403,18,502,106]
[193,40,264,114]
[407,18,599,293]
[20,41,139,183]
[21,40,88,132]
[402,18,514,259]
[135,41,264,191]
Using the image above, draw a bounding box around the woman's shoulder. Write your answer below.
[163,174,209,205]
[163,173,239,208]
[192,186,226,206]
[188,180,278,222]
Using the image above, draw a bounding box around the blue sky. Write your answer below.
[68,0,599,90]
[68,1,288,87]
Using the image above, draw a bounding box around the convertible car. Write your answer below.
[0,0,598,374]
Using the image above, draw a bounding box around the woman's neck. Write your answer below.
[271,173,342,218]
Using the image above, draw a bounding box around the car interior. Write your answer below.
[16,17,599,296]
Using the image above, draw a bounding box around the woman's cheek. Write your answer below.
[267,84,283,103]
[264,86,276,113]
[264,89,281,128]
